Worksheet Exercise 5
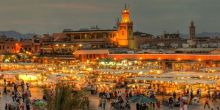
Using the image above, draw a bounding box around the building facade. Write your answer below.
[38,6,136,56]
[0,36,20,54]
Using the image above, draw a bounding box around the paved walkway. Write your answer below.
[88,94,220,110]
[0,95,12,110]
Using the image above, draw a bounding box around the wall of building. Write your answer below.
[0,36,20,54]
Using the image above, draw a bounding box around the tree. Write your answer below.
[44,83,94,110]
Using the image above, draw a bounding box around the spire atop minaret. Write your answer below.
[125,4,127,10]
[121,4,131,23]
[191,21,194,26]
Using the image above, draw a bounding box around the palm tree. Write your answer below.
[44,83,94,110]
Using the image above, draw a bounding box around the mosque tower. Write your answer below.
[189,21,196,40]
[117,4,136,49]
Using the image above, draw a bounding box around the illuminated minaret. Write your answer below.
[189,21,196,40]
[117,4,136,49]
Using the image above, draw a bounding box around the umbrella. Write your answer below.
[34,100,45,106]
[129,95,157,103]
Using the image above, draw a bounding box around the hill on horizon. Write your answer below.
[0,30,36,39]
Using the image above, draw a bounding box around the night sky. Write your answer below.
[0,0,219,35]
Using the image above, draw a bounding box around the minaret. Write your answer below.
[117,4,136,49]
[189,21,196,40]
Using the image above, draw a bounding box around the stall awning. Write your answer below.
[73,49,109,55]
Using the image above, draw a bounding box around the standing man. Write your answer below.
[204,97,210,109]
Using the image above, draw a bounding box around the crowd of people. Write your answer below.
[2,79,32,110]
[93,85,220,110]
[95,87,161,110]
[166,88,220,110]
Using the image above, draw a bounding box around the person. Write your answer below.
[173,91,176,100]
[26,83,30,90]
[21,81,25,92]
[197,88,201,98]
[217,91,220,99]
[12,91,15,101]
[98,98,102,109]
[16,102,20,110]
[217,107,220,110]
[125,101,131,110]
[208,90,211,99]
[142,103,147,110]
[19,102,25,110]
[83,97,89,108]
[13,82,18,92]
[189,90,193,105]
[4,86,7,94]
[129,91,132,98]
[101,97,106,110]
[183,102,188,110]
[190,90,194,99]
[156,101,160,110]
[186,89,189,95]
[212,91,217,102]
[26,98,31,110]
[168,97,173,109]
[204,97,210,109]
[152,102,155,110]
[5,103,8,110]
[118,91,122,97]
[136,103,140,110]
[22,92,25,102]
[179,100,184,110]
[8,104,12,110]
[106,92,111,101]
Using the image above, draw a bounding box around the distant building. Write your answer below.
[20,35,40,55]
[0,36,20,54]
[135,32,183,48]
[189,21,196,40]
[39,5,137,56]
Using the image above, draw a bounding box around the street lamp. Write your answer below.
[139,57,142,60]
[78,44,83,50]
[158,57,161,60]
